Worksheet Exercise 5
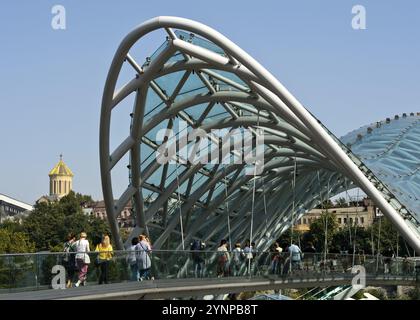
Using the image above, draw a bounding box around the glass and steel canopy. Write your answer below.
[341,113,420,221]
[99,17,420,253]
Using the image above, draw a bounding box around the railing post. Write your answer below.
[7,256,12,292]
[35,254,39,290]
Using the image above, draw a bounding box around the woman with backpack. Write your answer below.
[62,233,76,288]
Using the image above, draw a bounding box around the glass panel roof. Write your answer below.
[107,24,420,252]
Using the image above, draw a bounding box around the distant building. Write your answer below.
[294,198,377,232]
[86,196,165,228]
[38,155,73,203]
[0,194,33,223]
[87,200,134,228]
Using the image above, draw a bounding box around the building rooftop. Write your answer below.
[0,193,33,211]
[48,156,74,177]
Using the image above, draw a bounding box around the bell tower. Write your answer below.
[49,154,74,198]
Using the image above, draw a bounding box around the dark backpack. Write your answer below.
[62,241,76,262]
[191,240,201,251]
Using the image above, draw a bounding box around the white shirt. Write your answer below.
[127,244,137,264]
[75,238,90,260]
[288,244,302,261]
[217,245,230,260]
[232,247,243,263]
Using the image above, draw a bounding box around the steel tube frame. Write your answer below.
[100,16,420,253]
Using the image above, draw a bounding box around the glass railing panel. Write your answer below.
[0,251,417,294]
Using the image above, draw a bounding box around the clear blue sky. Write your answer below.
[1,0,419,204]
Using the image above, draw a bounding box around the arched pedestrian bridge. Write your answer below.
[99,16,420,255]
[3,17,419,301]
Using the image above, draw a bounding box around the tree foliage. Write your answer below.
[0,228,35,254]
[368,216,412,257]
[331,225,372,254]
[1,191,111,252]
[309,211,338,253]
[299,212,414,256]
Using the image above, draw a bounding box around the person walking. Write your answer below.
[303,241,317,271]
[190,239,205,278]
[231,242,244,276]
[288,241,303,273]
[145,236,155,280]
[216,240,230,277]
[243,240,254,275]
[95,235,113,284]
[62,233,76,288]
[136,235,152,280]
[383,247,394,274]
[402,255,410,275]
[127,237,139,281]
[74,232,90,287]
[270,242,282,274]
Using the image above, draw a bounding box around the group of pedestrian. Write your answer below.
[62,232,114,287]
[216,239,257,277]
[62,232,91,287]
[127,234,153,281]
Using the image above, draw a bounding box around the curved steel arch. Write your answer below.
[100,16,420,253]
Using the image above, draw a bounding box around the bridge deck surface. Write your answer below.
[0,275,415,300]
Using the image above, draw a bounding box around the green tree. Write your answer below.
[332,225,372,254]
[0,220,24,233]
[22,201,65,251]
[309,211,338,253]
[368,216,411,257]
[21,191,110,252]
[0,229,35,254]
[59,192,93,216]
[0,229,36,289]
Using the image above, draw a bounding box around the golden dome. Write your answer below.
[48,156,74,177]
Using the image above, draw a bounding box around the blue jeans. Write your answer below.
[193,261,204,278]
[139,268,151,280]
[130,262,139,281]
[292,260,301,271]
[271,260,279,274]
